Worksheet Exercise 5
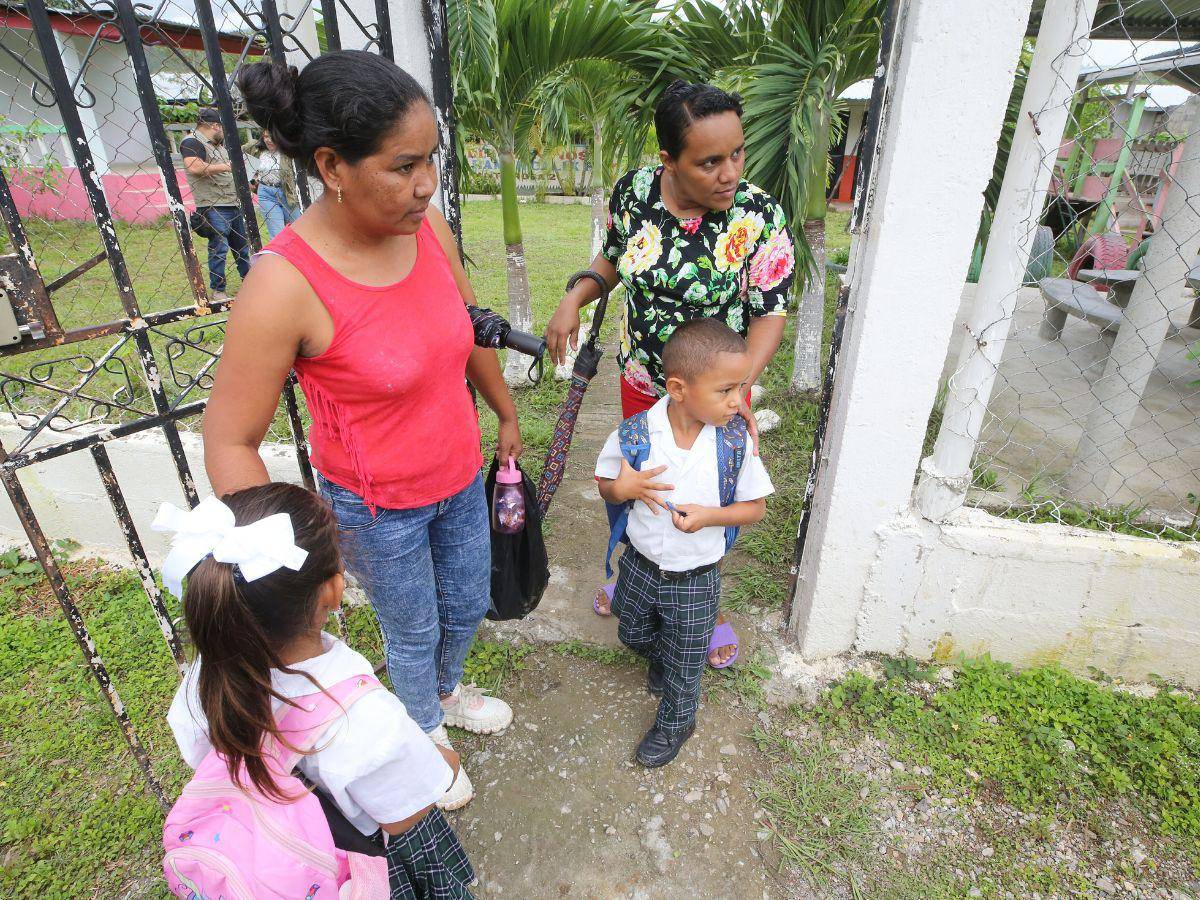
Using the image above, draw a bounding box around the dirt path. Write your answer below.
[448,650,796,900]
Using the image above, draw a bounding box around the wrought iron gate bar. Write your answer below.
[91,443,188,672]
[0,447,167,808]
[374,0,394,60]
[283,373,316,490]
[0,167,63,340]
[113,0,210,310]
[193,0,262,254]
[43,250,108,295]
[2,400,208,470]
[0,299,233,357]
[421,0,460,241]
[24,0,142,320]
[319,0,343,51]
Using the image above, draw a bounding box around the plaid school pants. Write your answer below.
[610,546,720,736]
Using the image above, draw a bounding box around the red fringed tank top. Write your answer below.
[265,219,482,511]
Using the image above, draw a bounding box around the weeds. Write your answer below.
[550,639,640,667]
[820,656,1200,863]
[751,732,874,888]
[462,639,530,693]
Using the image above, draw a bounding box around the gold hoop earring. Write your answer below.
[336,186,343,204]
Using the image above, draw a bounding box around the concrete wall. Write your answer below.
[855,508,1200,687]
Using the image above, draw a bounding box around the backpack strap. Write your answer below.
[268,674,384,773]
[603,411,651,578]
[714,415,749,553]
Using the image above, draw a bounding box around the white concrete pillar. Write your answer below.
[1072,95,1200,502]
[915,0,1099,521]
[787,0,1033,658]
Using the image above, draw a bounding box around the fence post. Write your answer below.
[1071,95,1200,502]
[787,0,1033,657]
[915,0,1100,521]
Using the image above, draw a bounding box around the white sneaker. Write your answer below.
[440,683,513,735]
[429,725,475,811]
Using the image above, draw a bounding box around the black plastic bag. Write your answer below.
[484,457,549,621]
[188,209,217,241]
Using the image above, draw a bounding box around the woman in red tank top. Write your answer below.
[203,52,518,815]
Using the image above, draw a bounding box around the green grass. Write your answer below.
[820,655,1200,866]
[751,732,874,890]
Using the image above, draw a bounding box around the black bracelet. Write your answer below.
[566,270,609,300]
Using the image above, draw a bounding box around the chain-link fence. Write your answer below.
[926,9,1200,542]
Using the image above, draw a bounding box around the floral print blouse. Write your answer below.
[602,165,796,396]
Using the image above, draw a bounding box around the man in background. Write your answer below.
[181,108,250,302]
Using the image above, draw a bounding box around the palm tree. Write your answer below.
[450,0,668,384]
[681,0,883,395]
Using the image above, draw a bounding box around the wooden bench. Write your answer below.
[1038,277,1123,340]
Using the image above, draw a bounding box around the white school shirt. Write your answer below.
[595,397,774,572]
[168,632,453,835]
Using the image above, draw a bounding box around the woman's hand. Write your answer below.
[546,298,583,367]
[738,395,761,456]
[496,416,524,463]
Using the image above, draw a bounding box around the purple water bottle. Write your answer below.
[492,457,526,534]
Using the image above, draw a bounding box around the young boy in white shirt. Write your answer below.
[595,319,773,767]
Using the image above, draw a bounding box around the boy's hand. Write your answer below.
[670,503,714,533]
[614,460,673,514]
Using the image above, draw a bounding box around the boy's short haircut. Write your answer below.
[662,318,748,382]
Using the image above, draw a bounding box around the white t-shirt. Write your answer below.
[168,632,453,835]
[595,397,774,572]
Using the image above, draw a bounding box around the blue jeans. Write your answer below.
[201,206,250,292]
[257,184,298,240]
[318,472,492,732]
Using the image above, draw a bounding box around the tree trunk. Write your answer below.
[790,113,832,395]
[590,122,605,259]
[500,149,534,386]
[790,219,826,394]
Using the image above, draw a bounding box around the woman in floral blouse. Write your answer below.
[546,80,796,667]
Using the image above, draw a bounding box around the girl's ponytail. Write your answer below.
[180,483,341,799]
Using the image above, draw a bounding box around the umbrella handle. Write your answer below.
[566,270,610,351]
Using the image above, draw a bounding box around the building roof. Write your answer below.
[1030,1,1200,40]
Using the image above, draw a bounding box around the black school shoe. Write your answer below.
[636,723,696,768]
[647,661,664,698]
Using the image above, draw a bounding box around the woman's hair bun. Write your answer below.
[237,62,305,158]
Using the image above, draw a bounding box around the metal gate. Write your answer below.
[0,0,455,805]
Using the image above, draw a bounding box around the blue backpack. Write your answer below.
[603,410,748,577]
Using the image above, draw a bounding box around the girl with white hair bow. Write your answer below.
[158,483,476,898]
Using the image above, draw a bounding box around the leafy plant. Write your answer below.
[971,466,999,491]
[0,549,43,588]
[0,121,66,196]
[462,638,529,693]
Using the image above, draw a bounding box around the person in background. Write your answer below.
[180,108,251,302]
[245,130,301,239]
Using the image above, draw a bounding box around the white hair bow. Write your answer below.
[152,496,309,598]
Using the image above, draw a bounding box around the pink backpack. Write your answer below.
[163,674,391,899]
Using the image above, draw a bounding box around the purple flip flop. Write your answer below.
[707,621,740,669]
[594,583,615,617]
